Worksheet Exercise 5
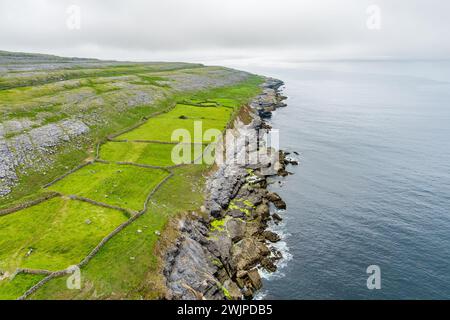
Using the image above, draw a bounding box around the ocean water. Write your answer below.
[236,61,450,299]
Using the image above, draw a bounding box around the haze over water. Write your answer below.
[234,61,450,299]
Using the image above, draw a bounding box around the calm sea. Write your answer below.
[233,61,450,299]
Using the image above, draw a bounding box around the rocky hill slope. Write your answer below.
[0,51,249,200]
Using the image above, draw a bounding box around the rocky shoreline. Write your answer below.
[164,78,297,300]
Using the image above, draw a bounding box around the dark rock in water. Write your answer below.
[263,231,281,243]
[273,199,287,210]
[261,257,277,272]
[266,192,282,202]
[271,247,283,260]
[266,192,287,210]
[278,169,289,177]
[247,268,263,290]
[293,151,299,156]
[272,213,283,222]
[284,156,299,166]
[258,110,272,119]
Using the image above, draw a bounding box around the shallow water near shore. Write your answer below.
[226,60,450,299]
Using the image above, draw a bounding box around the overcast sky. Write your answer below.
[1,0,449,63]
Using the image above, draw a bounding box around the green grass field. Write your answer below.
[48,163,169,211]
[0,273,46,300]
[160,104,233,120]
[116,102,235,143]
[117,117,228,143]
[99,141,206,167]
[0,197,128,272]
[30,165,207,300]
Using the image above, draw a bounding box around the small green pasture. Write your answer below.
[0,197,128,272]
[99,141,207,167]
[30,165,207,300]
[160,104,233,121]
[0,273,46,300]
[48,163,169,211]
[116,117,227,143]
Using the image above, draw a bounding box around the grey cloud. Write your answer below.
[0,0,449,61]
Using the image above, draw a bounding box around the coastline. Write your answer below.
[164,78,296,299]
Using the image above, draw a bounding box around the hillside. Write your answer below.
[0,51,250,202]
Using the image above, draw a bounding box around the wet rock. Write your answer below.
[272,213,283,222]
[284,156,299,165]
[273,199,287,210]
[271,248,283,260]
[266,192,282,203]
[263,231,281,243]
[261,257,277,273]
[266,192,287,210]
[278,169,289,177]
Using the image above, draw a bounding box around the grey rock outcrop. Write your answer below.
[0,118,89,196]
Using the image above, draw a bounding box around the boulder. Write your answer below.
[261,257,277,273]
[223,279,242,300]
[266,192,287,210]
[263,231,281,243]
[209,233,232,263]
[273,199,286,210]
[272,213,283,222]
[245,220,264,238]
[255,203,270,220]
[226,218,246,243]
[266,192,281,202]
[231,238,269,272]
[247,269,262,290]
[227,209,246,219]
